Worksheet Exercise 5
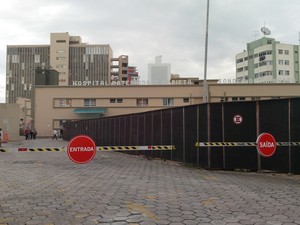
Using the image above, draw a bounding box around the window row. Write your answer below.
[221,97,248,102]
[278,70,290,76]
[254,71,273,78]
[278,49,289,55]
[56,98,190,107]
[278,59,289,65]
[236,50,272,63]
[254,60,273,68]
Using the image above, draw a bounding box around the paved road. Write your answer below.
[0,138,300,225]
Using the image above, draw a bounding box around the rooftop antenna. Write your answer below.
[261,22,271,37]
[253,31,260,40]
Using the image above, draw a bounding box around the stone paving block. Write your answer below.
[1,138,300,225]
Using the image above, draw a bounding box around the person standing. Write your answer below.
[52,129,58,140]
[24,127,30,140]
[60,128,63,139]
[32,128,37,139]
[30,129,33,139]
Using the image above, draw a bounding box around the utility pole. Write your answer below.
[203,0,210,103]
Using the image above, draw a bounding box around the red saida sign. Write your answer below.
[67,135,96,164]
[256,133,276,157]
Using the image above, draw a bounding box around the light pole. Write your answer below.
[203,0,210,103]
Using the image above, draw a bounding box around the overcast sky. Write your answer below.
[1,0,300,102]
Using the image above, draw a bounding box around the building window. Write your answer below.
[278,49,283,54]
[84,98,96,107]
[279,70,284,75]
[278,59,284,65]
[162,98,174,106]
[137,98,148,106]
[285,70,290,76]
[183,98,189,103]
[236,58,243,63]
[54,99,72,107]
[220,97,228,102]
[232,97,238,101]
[34,55,40,63]
[284,50,289,55]
[285,60,289,65]
[110,98,123,103]
[56,57,65,60]
[59,99,72,107]
[237,67,243,72]
[56,40,66,43]
[12,55,20,63]
[53,120,68,129]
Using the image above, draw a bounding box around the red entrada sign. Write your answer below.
[67,135,96,164]
[256,133,276,157]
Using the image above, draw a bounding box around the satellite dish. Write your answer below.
[261,26,271,35]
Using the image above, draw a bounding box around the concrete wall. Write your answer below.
[0,103,20,142]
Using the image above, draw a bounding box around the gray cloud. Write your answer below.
[1,0,300,102]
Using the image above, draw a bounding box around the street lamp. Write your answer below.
[203,0,210,103]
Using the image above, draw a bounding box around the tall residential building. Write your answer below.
[111,55,128,82]
[6,45,50,103]
[148,56,171,84]
[236,37,300,83]
[6,32,129,103]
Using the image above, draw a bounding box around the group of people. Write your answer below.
[24,127,37,140]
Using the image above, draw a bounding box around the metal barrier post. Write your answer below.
[256,101,261,172]
[207,103,211,169]
[196,105,200,167]
[288,99,291,174]
[171,108,173,161]
[183,107,186,164]
[222,102,226,169]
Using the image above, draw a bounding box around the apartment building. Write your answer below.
[6,32,130,103]
[236,37,300,83]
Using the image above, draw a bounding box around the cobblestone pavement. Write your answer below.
[0,138,300,225]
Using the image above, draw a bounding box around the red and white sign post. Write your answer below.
[67,135,96,164]
[256,133,276,157]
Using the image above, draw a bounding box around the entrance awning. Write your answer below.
[73,108,106,115]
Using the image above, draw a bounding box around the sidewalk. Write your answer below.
[2,136,69,148]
